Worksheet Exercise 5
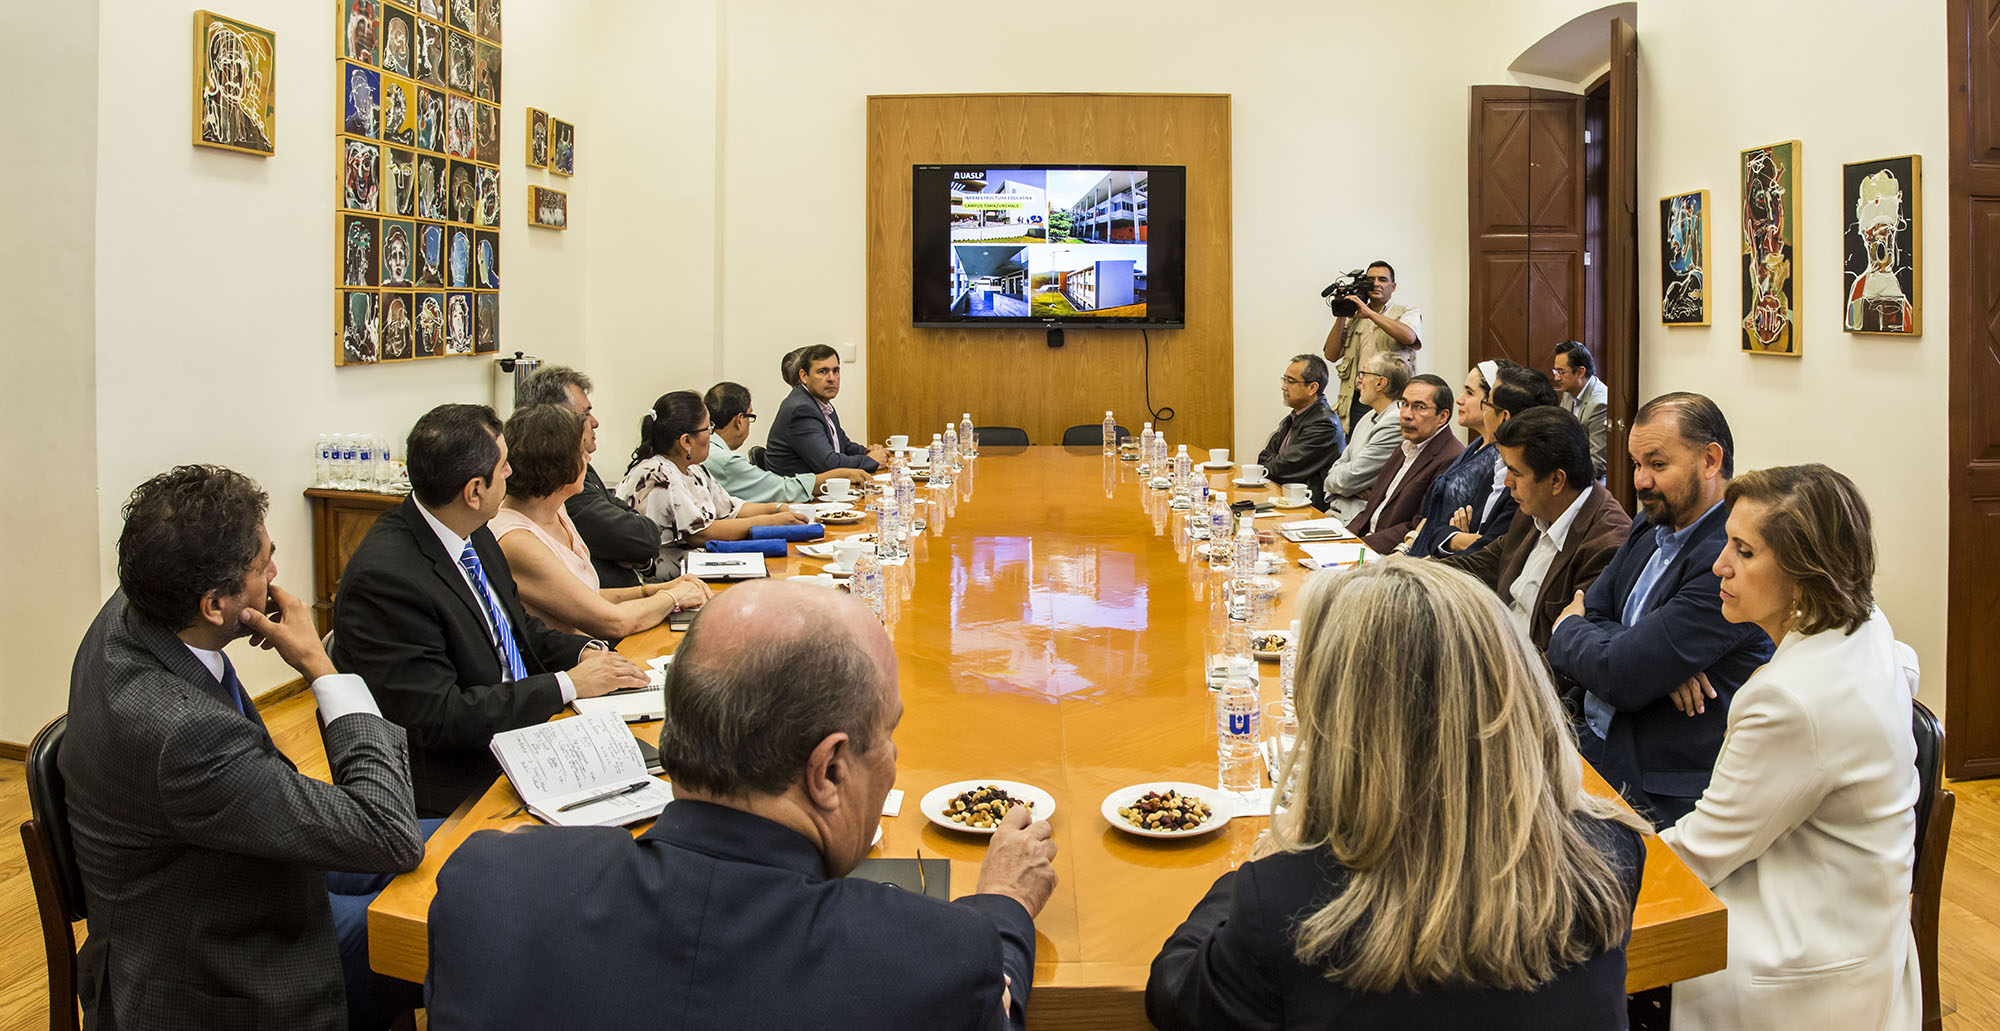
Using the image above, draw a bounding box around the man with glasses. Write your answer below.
[1323,260,1423,433]
[516,365,660,589]
[1254,355,1346,506]
[1550,341,1609,480]
[702,381,872,503]
[1323,353,1413,522]
[1347,374,1462,553]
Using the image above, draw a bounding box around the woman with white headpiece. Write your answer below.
[1401,359,1559,557]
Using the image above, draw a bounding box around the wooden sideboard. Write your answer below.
[304,488,405,635]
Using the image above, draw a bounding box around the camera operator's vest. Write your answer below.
[1333,303,1418,432]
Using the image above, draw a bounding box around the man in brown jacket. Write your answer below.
[1437,407,1631,649]
[1349,374,1464,554]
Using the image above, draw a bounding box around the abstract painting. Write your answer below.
[385,147,415,216]
[446,292,474,354]
[342,214,380,287]
[449,160,478,224]
[380,74,415,147]
[449,0,475,33]
[380,5,413,77]
[341,0,378,64]
[417,222,446,288]
[475,293,500,354]
[1842,155,1922,335]
[342,139,379,212]
[1741,140,1801,356]
[474,101,499,165]
[381,292,414,359]
[449,226,473,288]
[475,166,501,227]
[526,107,548,168]
[475,230,500,288]
[446,29,475,94]
[529,185,567,229]
[342,62,379,138]
[341,290,380,362]
[478,0,502,42]
[193,12,276,156]
[1659,190,1709,326]
[550,118,574,176]
[416,153,446,220]
[415,18,444,87]
[474,40,501,104]
[381,220,414,288]
[446,93,474,158]
[415,292,445,356]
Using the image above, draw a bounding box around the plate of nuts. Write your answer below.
[921,780,1057,835]
[1101,782,1233,838]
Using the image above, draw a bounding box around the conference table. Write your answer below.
[369,445,1725,1026]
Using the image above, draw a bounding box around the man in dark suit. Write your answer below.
[1436,407,1631,650]
[427,580,1056,1029]
[332,404,648,816]
[1547,393,1774,828]
[765,344,888,476]
[62,465,426,1030]
[1348,373,1464,553]
[514,365,660,589]
[1256,354,1347,506]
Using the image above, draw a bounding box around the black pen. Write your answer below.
[556,780,653,812]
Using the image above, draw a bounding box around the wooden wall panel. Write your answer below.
[865,94,1233,449]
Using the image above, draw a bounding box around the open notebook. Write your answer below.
[489,711,673,827]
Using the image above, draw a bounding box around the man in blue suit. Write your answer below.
[1546,392,1773,829]
[765,344,888,476]
[425,580,1056,1030]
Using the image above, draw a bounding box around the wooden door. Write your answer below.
[1467,87,1588,372]
[1946,0,2000,777]
[1602,17,1639,507]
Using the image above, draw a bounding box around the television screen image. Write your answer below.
[913,163,1184,328]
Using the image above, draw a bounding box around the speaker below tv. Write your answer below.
[911,163,1186,330]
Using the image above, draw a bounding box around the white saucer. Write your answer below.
[824,563,856,577]
[1232,477,1269,488]
[1200,460,1232,470]
[1272,498,1313,509]
[819,494,859,505]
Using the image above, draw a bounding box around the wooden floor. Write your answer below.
[3,691,1998,1029]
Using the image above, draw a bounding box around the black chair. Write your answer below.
[748,445,769,471]
[974,426,1029,447]
[1060,423,1131,447]
[21,715,82,1031]
[1911,699,1954,1031]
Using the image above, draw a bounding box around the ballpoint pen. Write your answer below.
[555,779,653,812]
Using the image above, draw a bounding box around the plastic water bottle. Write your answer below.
[895,463,916,523]
[1208,490,1232,566]
[1138,422,1154,474]
[1216,635,1262,797]
[943,424,960,472]
[377,435,398,487]
[928,433,952,487]
[960,413,977,458]
[853,547,884,618]
[1102,411,1117,455]
[1232,514,1259,584]
[1279,618,1301,717]
[314,434,334,488]
[357,435,379,490]
[339,433,361,489]
[878,494,905,562]
[1170,445,1194,507]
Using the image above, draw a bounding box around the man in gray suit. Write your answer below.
[62,465,426,1031]
[1552,340,1609,480]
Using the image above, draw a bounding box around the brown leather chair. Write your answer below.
[20,715,82,1031]
[1911,699,1953,1031]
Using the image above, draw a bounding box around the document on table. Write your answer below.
[489,711,673,827]
[1279,517,1355,543]
[571,685,664,723]
[1297,541,1370,569]
[685,551,769,580]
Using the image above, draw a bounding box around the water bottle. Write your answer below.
[1216,640,1262,797]
[1208,490,1232,567]
[878,494,905,561]
[895,463,916,524]
[928,434,952,487]
[377,435,398,487]
[1279,618,1301,717]
[1137,422,1154,475]
[959,413,976,458]
[314,434,334,488]
[852,548,884,619]
[1232,514,1259,584]
[357,435,379,490]
[1170,445,1194,507]
[339,433,361,489]
[1102,410,1117,455]
[943,424,960,472]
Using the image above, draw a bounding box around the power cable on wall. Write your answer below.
[1141,329,1174,425]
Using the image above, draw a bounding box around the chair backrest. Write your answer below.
[1060,423,1132,446]
[974,426,1029,447]
[26,716,84,923]
[748,445,769,471]
[23,715,83,1031]
[1913,699,1943,871]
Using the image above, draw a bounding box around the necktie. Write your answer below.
[460,541,528,681]
[217,652,248,715]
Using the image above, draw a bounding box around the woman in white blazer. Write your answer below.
[1658,464,1920,1031]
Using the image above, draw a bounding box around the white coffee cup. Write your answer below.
[1282,483,1310,504]
[1242,464,1267,482]
[831,540,865,570]
[821,477,853,499]
[1208,448,1230,465]
[888,435,909,449]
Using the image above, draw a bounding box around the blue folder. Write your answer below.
[747,523,826,543]
[703,539,788,558]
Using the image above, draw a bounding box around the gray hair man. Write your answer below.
[1322,352,1412,523]
[517,365,661,588]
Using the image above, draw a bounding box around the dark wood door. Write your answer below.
[1467,87,1588,372]
[1946,0,2000,777]
[1602,16,1639,507]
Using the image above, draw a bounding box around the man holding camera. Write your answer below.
[1322,261,1423,434]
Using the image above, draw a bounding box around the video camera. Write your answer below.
[1321,270,1372,317]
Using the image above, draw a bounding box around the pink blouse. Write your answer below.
[489,506,599,634]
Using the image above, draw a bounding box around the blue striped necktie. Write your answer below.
[459,541,527,681]
[217,653,248,715]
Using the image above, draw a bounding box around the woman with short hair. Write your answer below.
[1660,464,1920,1030]
[492,404,708,639]
[616,391,808,577]
[1148,558,1649,1029]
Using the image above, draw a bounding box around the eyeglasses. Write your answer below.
[1279,376,1305,386]
[693,425,713,437]
[1396,399,1437,414]
[742,413,759,424]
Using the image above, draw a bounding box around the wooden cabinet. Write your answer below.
[304,488,404,635]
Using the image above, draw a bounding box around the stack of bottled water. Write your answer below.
[315,433,399,491]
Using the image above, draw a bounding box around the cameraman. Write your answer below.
[1321,261,1422,433]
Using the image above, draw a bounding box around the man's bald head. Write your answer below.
[659,581,894,797]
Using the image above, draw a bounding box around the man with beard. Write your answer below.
[1546,392,1774,829]
[1321,261,1422,433]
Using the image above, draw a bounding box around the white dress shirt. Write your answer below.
[187,644,383,725]
[1366,425,1447,533]
[417,502,577,702]
[1505,488,1592,635]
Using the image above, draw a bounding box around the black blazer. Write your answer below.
[426,800,1037,1030]
[1147,817,1644,1030]
[331,497,592,816]
[765,383,878,476]
[62,593,423,1030]
[565,463,658,589]
[1256,399,1347,506]
[1546,501,1775,827]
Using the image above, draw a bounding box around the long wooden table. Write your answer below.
[370,445,1725,1024]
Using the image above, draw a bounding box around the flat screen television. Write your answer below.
[911,163,1186,329]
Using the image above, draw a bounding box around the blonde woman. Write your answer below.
[492,405,709,639]
[1148,559,1649,1029]
[1660,465,1919,1030]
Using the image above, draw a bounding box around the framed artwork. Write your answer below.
[193,12,276,156]
[529,185,567,229]
[1659,190,1709,326]
[1741,140,1801,356]
[337,0,497,367]
[1842,155,1922,335]
[550,118,574,176]
[526,108,548,167]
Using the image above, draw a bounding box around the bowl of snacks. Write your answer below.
[1251,629,1292,662]
[1100,782,1233,838]
[920,780,1057,835]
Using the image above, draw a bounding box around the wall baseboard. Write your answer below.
[0,676,309,763]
